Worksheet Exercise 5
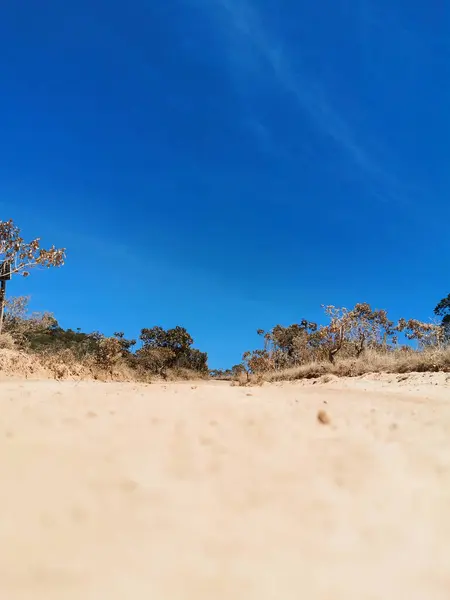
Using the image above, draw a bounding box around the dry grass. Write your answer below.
[3,345,450,385]
[0,347,209,383]
[247,347,450,383]
[0,333,16,350]
[164,367,210,381]
[0,348,119,381]
[0,348,48,379]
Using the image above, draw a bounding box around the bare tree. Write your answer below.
[0,219,65,333]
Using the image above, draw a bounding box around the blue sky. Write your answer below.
[0,0,448,368]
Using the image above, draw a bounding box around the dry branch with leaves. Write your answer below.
[0,219,66,333]
[0,219,65,277]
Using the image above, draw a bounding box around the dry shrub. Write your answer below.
[261,347,450,382]
[233,371,250,386]
[165,367,209,381]
[36,346,140,382]
[0,344,192,384]
[94,337,122,370]
[230,371,266,387]
[41,348,89,380]
[243,302,450,383]
[108,361,139,382]
[0,333,15,350]
[264,361,328,382]
[251,372,265,386]
[0,349,47,379]
[136,347,176,377]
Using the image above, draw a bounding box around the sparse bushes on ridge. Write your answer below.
[234,301,450,384]
[260,347,450,383]
[0,296,209,381]
[1,215,449,384]
[2,295,448,383]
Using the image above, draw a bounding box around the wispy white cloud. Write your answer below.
[195,0,413,203]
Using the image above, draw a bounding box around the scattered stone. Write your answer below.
[317,410,331,425]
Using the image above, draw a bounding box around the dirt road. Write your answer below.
[1,377,449,599]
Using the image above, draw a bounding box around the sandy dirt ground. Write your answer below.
[1,375,450,599]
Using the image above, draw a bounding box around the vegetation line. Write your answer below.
[1,219,449,382]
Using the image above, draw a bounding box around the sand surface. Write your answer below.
[1,375,450,599]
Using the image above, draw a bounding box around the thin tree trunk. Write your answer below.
[328,326,344,363]
[0,280,6,335]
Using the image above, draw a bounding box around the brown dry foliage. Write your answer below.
[238,302,450,384]
[0,333,15,350]
[0,219,65,277]
[94,337,123,370]
[260,347,450,383]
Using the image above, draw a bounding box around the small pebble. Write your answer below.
[317,410,331,425]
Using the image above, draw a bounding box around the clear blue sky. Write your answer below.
[0,0,448,368]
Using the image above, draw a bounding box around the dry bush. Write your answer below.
[264,361,328,382]
[233,371,250,386]
[165,367,209,381]
[261,347,450,382]
[94,337,122,370]
[4,303,56,350]
[136,346,176,378]
[0,338,205,384]
[0,348,47,379]
[244,301,450,383]
[243,303,398,376]
[231,372,266,387]
[35,346,140,382]
[0,333,15,350]
[1,295,209,382]
[39,348,89,380]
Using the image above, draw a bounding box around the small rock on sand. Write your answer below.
[317,410,331,425]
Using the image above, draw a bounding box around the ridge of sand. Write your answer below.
[1,377,449,599]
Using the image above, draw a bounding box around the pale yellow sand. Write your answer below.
[1,376,450,599]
